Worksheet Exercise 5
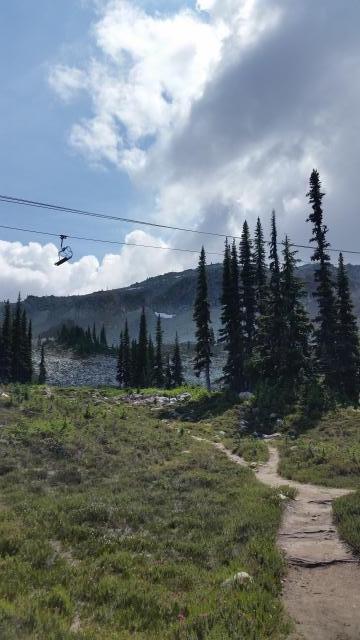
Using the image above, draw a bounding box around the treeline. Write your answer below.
[57,323,111,355]
[117,310,184,389]
[193,170,360,410]
[0,296,33,383]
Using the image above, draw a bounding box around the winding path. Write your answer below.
[213,442,360,640]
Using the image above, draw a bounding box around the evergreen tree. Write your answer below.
[122,320,131,387]
[154,315,164,387]
[253,217,267,318]
[280,236,312,400]
[239,221,256,363]
[335,253,360,403]
[165,354,173,389]
[116,332,124,387]
[172,333,184,387]
[307,169,338,388]
[0,301,12,382]
[193,247,212,391]
[11,294,23,383]
[92,323,97,345]
[26,320,33,383]
[38,345,46,384]
[147,335,155,386]
[130,339,138,387]
[100,325,108,348]
[219,239,244,390]
[256,211,284,379]
[137,308,148,387]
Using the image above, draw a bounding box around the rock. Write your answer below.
[219,430,226,436]
[222,572,253,588]
[177,393,191,401]
[263,432,282,440]
[239,392,255,401]
[0,392,10,399]
[249,462,257,469]
[278,493,287,501]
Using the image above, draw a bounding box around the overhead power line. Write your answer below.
[1,192,359,256]
[0,223,223,257]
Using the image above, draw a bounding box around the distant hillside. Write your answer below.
[4,262,360,344]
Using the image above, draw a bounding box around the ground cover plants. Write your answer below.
[0,385,290,639]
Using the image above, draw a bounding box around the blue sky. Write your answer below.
[1,0,360,299]
[0,0,161,258]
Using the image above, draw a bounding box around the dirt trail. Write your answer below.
[213,442,360,640]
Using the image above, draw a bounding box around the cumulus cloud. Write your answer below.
[48,0,360,254]
[0,231,190,301]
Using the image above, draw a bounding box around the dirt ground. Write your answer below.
[214,443,360,640]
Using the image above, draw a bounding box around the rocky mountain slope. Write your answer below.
[6,262,360,344]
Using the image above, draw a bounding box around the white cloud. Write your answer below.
[0,231,190,301]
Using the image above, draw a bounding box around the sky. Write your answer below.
[1,0,360,300]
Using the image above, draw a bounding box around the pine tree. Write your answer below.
[280,236,311,399]
[307,169,337,388]
[147,335,155,386]
[0,301,12,382]
[335,253,360,403]
[122,320,131,387]
[172,333,184,387]
[137,308,148,387]
[116,332,124,387]
[154,315,164,387]
[165,354,173,389]
[193,247,212,391]
[254,217,267,318]
[239,221,256,364]
[219,239,244,390]
[38,345,46,384]
[92,323,97,346]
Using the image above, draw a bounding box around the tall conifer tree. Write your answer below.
[172,333,184,387]
[239,221,256,358]
[137,307,148,387]
[253,217,267,318]
[307,169,337,388]
[116,332,124,387]
[11,294,23,383]
[38,345,46,384]
[193,247,212,391]
[122,320,131,387]
[147,335,155,386]
[335,253,360,403]
[154,315,164,387]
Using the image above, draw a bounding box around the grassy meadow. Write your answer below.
[0,385,290,639]
[278,406,360,556]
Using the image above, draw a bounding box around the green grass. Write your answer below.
[333,491,360,556]
[278,407,360,489]
[0,385,290,639]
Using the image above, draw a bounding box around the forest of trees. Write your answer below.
[116,311,184,389]
[193,170,360,412]
[57,323,111,355]
[0,295,33,384]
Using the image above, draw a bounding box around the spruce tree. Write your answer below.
[122,320,131,387]
[26,320,33,383]
[130,339,138,387]
[11,294,22,383]
[239,221,256,363]
[280,236,311,400]
[147,335,155,386]
[137,307,148,387]
[193,247,212,391]
[100,325,108,349]
[38,345,46,384]
[154,315,164,387]
[172,333,184,387]
[307,169,337,388]
[219,239,244,390]
[0,301,12,382]
[256,211,284,379]
[335,253,360,403]
[116,332,124,387]
[253,217,267,318]
[92,323,97,346]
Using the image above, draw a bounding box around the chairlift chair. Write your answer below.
[55,235,73,266]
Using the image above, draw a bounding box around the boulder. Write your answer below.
[263,432,282,440]
[239,392,255,401]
